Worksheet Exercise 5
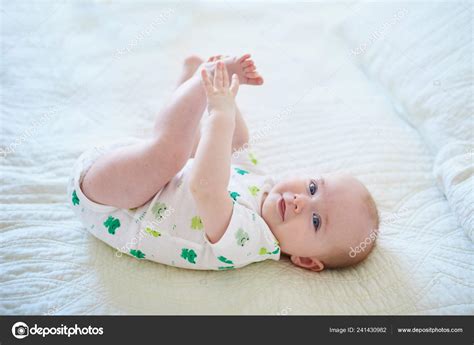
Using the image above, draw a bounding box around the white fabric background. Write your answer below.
[1,1,473,315]
[338,1,473,241]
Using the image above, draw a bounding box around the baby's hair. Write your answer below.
[323,188,379,269]
[365,191,380,234]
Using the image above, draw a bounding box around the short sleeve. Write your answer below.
[203,202,280,269]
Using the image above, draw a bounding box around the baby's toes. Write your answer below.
[207,55,223,62]
[238,54,251,63]
[244,68,264,85]
[245,71,261,79]
[246,76,264,85]
[241,59,254,68]
[244,64,256,73]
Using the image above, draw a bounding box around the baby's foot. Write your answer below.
[202,54,264,86]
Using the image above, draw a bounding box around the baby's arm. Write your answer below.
[190,62,240,243]
[232,106,250,153]
[189,105,249,159]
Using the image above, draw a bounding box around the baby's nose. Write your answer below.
[293,195,306,213]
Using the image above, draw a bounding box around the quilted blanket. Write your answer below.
[1,1,473,314]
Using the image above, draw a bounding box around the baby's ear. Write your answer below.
[290,255,324,272]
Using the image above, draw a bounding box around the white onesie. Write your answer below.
[68,138,281,270]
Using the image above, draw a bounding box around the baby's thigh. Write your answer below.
[68,163,141,255]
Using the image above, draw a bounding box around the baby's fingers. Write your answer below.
[214,62,224,89]
[230,74,239,96]
[222,63,230,89]
[201,69,213,94]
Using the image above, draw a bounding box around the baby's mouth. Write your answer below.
[278,197,286,222]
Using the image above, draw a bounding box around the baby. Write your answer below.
[68,54,379,272]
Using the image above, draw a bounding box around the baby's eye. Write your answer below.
[312,213,321,231]
[309,180,318,195]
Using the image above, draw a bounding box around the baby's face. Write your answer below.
[261,173,373,270]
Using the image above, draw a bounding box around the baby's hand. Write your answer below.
[201,61,239,117]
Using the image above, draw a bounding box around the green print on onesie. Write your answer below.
[248,152,258,165]
[145,227,161,237]
[248,185,260,196]
[152,202,168,221]
[130,249,146,259]
[235,228,249,247]
[218,266,235,270]
[181,248,197,264]
[259,246,280,255]
[217,256,234,270]
[229,191,240,201]
[72,190,80,205]
[103,216,121,235]
[191,216,203,230]
[218,256,234,265]
[234,167,249,175]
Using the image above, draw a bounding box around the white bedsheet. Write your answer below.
[1,1,473,315]
[338,1,473,241]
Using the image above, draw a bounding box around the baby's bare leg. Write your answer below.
[81,54,262,209]
[172,56,203,159]
[82,59,208,209]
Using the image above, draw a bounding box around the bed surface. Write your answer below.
[1,2,472,314]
